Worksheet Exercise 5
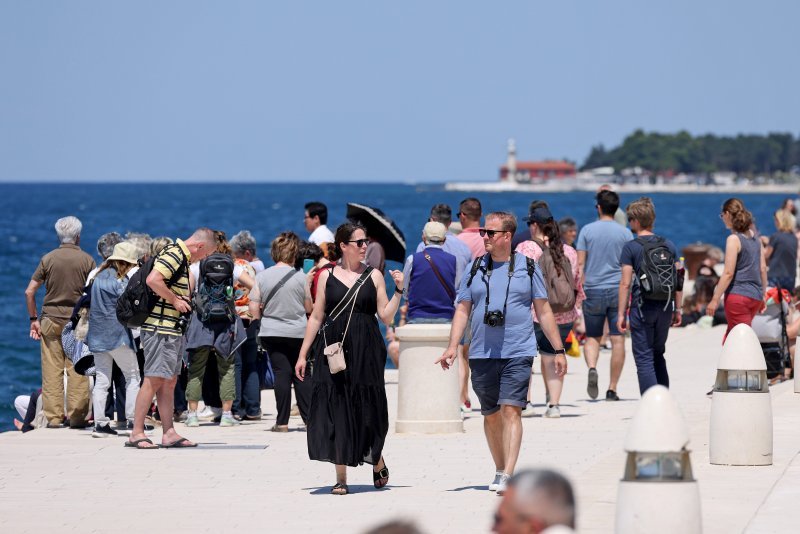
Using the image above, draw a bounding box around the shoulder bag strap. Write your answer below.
[327,267,373,322]
[423,253,455,301]
[338,282,363,346]
[262,268,297,309]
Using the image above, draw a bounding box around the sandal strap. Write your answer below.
[376,467,389,479]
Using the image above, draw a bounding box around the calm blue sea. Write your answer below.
[0,182,791,431]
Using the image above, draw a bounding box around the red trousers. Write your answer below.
[723,293,763,342]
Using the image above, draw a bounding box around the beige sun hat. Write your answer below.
[106,241,139,264]
[423,221,447,244]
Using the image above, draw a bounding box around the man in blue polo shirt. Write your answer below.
[436,211,567,495]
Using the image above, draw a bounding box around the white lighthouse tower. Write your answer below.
[505,138,517,183]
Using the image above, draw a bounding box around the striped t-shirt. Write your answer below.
[141,240,191,336]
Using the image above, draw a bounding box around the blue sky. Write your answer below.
[1,1,798,183]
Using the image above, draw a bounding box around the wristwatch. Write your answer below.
[554,348,566,355]
[29,315,38,321]
[394,287,403,295]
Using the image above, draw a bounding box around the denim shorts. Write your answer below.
[469,357,534,415]
[582,287,621,338]
[534,322,573,355]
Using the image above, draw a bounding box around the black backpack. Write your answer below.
[635,236,677,305]
[193,253,236,323]
[116,247,188,329]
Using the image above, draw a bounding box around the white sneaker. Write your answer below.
[198,406,221,421]
[521,402,536,417]
[496,474,510,495]
[544,405,561,418]
[489,471,504,491]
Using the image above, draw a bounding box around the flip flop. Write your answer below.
[160,437,198,448]
[124,438,158,449]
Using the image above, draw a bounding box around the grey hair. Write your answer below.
[125,232,153,261]
[149,236,173,258]
[96,232,124,260]
[509,469,576,529]
[55,216,82,244]
[230,230,257,257]
[429,203,453,226]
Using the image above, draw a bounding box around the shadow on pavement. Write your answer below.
[305,485,410,495]
[447,485,489,492]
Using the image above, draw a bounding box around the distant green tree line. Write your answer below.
[582,130,800,174]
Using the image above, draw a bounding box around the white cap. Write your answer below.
[718,323,767,371]
[624,385,690,453]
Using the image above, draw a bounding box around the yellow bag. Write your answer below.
[565,330,581,357]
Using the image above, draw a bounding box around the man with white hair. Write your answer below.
[493,469,576,534]
[25,216,95,428]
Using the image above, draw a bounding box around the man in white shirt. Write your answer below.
[304,201,335,245]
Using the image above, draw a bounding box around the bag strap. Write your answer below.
[423,252,455,301]
[338,282,362,347]
[166,246,189,288]
[327,266,374,322]
[262,268,297,309]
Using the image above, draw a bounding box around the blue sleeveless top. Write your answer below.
[727,232,763,301]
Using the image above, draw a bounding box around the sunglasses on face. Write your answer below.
[347,239,369,248]
[478,228,507,238]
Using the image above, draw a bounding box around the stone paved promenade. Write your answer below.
[1,324,799,533]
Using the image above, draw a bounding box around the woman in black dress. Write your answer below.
[295,222,404,495]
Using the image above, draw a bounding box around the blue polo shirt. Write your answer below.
[456,253,547,359]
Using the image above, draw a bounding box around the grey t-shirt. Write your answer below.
[576,220,634,290]
[253,265,307,339]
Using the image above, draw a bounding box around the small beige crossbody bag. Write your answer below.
[322,267,372,374]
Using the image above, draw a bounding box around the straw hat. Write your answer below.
[106,242,139,264]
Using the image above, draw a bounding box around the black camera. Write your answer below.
[484,310,505,327]
[176,314,191,335]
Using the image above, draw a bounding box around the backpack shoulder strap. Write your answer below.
[466,254,487,287]
[525,256,536,279]
[530,237,546,250]
[165,245,189,288]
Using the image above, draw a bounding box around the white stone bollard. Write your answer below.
[615,385,702,534]
[395,323,463,433]
[709,324,773,465]
[795,363,800,394]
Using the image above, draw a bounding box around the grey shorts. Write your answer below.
[140,330,184,378]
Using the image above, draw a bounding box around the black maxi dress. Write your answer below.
[307,272,389,467]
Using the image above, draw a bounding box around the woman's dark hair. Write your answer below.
[332,221,367,261]
[722,198,753,233]
[295,241,324,269]
[530,201,567,276]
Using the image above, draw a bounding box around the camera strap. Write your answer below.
[483,253,515,318]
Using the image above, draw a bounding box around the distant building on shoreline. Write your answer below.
[499,139,576,184]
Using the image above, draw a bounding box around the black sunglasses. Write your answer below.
[478,228,508,238]
[346,239,369,247]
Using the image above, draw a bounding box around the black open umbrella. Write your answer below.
[346,203,407,263]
